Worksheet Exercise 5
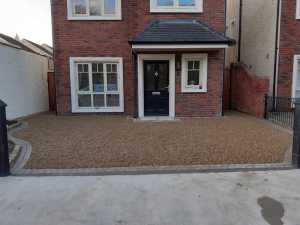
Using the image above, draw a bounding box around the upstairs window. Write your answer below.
[67,0,121,20]
[297,0,300,19]
[150,0,203,13]
[293,55,300,98]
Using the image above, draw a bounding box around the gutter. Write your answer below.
[273,0,281,97]
[238,0,243,62]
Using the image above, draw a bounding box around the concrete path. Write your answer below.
[0,170,300,225]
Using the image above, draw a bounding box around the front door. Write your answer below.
[144,61,169,116]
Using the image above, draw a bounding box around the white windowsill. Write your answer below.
[181,88,207,93]
[68,16,122,20]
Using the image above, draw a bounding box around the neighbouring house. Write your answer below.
[0,33,49,119]
[21,39,56,111]
[235,0,300,99]
[51,0,235,118]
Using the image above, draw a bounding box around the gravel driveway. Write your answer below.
[14,111,292,169]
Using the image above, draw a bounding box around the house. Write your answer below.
[51,0,235,118]
[233,0,300,99]
[21,39,56,111]
[0,33,49,119]
[22,39,54,73]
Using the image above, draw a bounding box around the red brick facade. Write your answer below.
[51,0,226,116]
[230,64,269,118]
[277,0,300,97]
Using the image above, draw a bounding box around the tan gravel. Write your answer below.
[14,111,292,169]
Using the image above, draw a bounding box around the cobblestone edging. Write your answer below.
[8,122,32,171]
[11,163,293,177]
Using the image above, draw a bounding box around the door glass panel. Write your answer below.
[90,0,102,15]
[158,63,169,91]
[144,63,156,91]
[107,94,120,107]
[179,0,195,6]
[104,0,116,14]
[93,94,105,107]
[78,94,91,107]
[157,0,174,6]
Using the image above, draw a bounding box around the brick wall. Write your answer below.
[277,0,300,97]
[51,0,226,116]
[230,63,269,118]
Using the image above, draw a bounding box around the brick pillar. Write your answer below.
[293,102,300,168]
[0,100,9,177]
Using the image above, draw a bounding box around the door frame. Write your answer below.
[137,54,176,118]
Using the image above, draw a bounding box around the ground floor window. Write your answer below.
[181,53,208,93]
[70,57,124,112]
[293,55,300,98]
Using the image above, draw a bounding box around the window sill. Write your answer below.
[72,107,124,113]
[181,88,207,93]
[68,16,122,21]
[150,8,203,13]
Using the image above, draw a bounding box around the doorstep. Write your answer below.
[134,116,180,122]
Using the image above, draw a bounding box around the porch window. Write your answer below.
[181,54,208,93]
[150,0,202,13]
[293,55,300,98]
[70,57,124,113]
[67,0,121,20]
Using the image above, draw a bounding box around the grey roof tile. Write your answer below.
[130,19,235,45]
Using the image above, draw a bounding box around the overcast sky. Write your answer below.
[0,0,52,46]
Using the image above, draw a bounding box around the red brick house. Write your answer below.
[51,0,234,118]
[278,0,300,99]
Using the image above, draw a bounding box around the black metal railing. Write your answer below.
[264,95,300,129]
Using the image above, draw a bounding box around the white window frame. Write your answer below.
[292,55,300,98]
[67,0,122,20]
[297,0,300,19]
[150,0,203,13]
[70,57,124,113]
[181,53,208,93]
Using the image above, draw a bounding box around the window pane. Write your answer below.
[78,64,88,72]
[157,0,174,6]
[93,94,105,107]
[78,73,90,91]
[73,0,87,15]
[90,0,102,16]
[187,71,200,86]
[296,90,300,98]
[92,63,103,72]
[297,60,300,90]
[194,61,200,69]
[107,94,120,107]
[179,0,195,6]
[78,94,91,107]
[188,61,193,70]
[92,73,104,92]
[107,73,118,91]
[104,0,116,14]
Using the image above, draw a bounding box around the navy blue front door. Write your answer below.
[144,61,169,116]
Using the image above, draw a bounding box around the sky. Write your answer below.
[0,0,52,46]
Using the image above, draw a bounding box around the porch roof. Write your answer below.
[129,19,235,48]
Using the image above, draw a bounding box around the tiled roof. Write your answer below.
[0,33,36,53]
[130,19,235,45]
[23,39,53,57]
